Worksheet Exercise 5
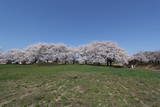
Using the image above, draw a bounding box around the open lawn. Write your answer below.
[0,64,160,107]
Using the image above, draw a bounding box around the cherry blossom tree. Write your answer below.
[0,52,7,64]
[25,43,71,64]
[128,50,160,68]
[3,49,26,64]
[78,41,129,66]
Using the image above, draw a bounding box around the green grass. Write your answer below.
[0,64,160,107]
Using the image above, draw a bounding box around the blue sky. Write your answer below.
[0,0,160,53]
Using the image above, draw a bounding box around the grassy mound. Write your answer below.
[0,64,160,107]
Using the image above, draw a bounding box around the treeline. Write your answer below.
[0,41,159,67]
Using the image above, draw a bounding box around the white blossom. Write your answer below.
[78,41,129,65]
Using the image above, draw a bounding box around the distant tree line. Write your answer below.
[0,41,159,67]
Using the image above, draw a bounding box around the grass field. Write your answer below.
[0,64,160,107]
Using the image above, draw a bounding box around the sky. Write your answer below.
[0,0,160,53]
